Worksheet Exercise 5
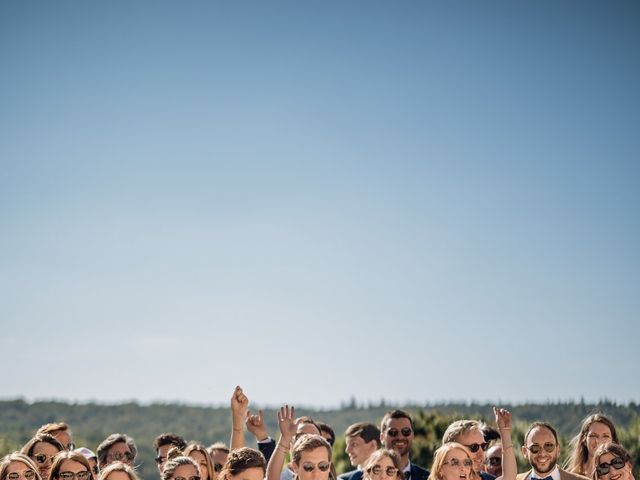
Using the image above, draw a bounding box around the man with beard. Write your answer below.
[517,422,588,480]
[380,410,429,480]
[442,420,495,480]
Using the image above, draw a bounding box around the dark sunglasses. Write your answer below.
[213,463,223,473]
[302,462,331,473]
[487,457,501,466]
[387,428,413,438]
[8,472,36,480]
[58,471,91,480]
[369,466,399,477]
[33,454,56,464]
[526,443,556,454]
[596,457,626,476]
[445,459,473,468]
[464,442,489,453]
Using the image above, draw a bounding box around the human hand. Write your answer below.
[277,405,300,444]
[493,406,512,430]
[246,409,268,441]
[231,385,249,420]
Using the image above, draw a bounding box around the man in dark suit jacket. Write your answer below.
[338,423,381,480]
[517,422,589,480]
[380,410,430,480]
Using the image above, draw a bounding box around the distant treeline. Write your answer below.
[1,399,639,480]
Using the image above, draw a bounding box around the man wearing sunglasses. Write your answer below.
[516,422,589,480]
[338,423,381,480]
[380,410,429,480]
[443,420,494,480]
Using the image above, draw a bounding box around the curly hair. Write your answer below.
[218,448,265,480]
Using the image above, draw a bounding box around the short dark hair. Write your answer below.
[96,433,137,468]
[524,422,559,445]
[345,423,381,447]
[381,410,413,432]
[154,433,187,452]
[317,422,336,446]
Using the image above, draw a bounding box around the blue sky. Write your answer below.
[1,1,639,408]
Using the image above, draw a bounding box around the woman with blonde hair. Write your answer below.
[0,453,42,480]
[592,443,633,480]
[566,414,619,478]
[184,444,217,480]
[362,449,402,480]
[97,462,139,480]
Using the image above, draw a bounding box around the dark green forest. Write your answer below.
[1,399,639,480]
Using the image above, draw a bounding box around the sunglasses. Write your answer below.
[33,454,56,464]
[58,471,91,480]
[387,428,413,438]
[487,457,501,466]
[106,452,134,462]
[8,472,36,480]
[368,466,399,477]
[596,457,626,476]
[445,459,473,468]
[174,477,200,480]
[526,443,556,454]
[301,462,331,473]
[464,443,489,453]
[213,464,223,473]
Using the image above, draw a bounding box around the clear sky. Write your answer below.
[1,1,639,409]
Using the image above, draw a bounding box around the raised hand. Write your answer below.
[277,405,300,444]
[493,406,512,430]
[246,409,268,441]
[231,385,249,419]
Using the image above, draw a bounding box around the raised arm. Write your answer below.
[266,405,300,480]
[230,385,249,450]
[493,407,515,480]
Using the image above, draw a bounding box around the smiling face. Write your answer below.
[522,427,560,475]
[346,436,378,468]
[596,453,632,480]
[292,447,331,480]
[587,423,613,458]
[440,448,473,480]
[455,429,486,472]
[382,418,414,459]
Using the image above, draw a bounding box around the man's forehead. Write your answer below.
[456,428,484,443]
[386,417,411,428]
[528,427,555,443]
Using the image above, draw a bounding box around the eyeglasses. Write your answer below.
[213,464,223,473]
[106,452,134,462]
[58,471,91,480]
[596,457,626,476]
[464,443,489,453]
[387,428,412,438]
[526,443,556,454]
[444,459,473,468]
[7,472,37,480]
[174,477,200,480]
[155,456,166,464]
[33,454,56,464]
[301,462,331,473]
[486,457,501,466]
[368,466,399,477]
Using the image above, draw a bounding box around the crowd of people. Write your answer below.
[0,387,634,480]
